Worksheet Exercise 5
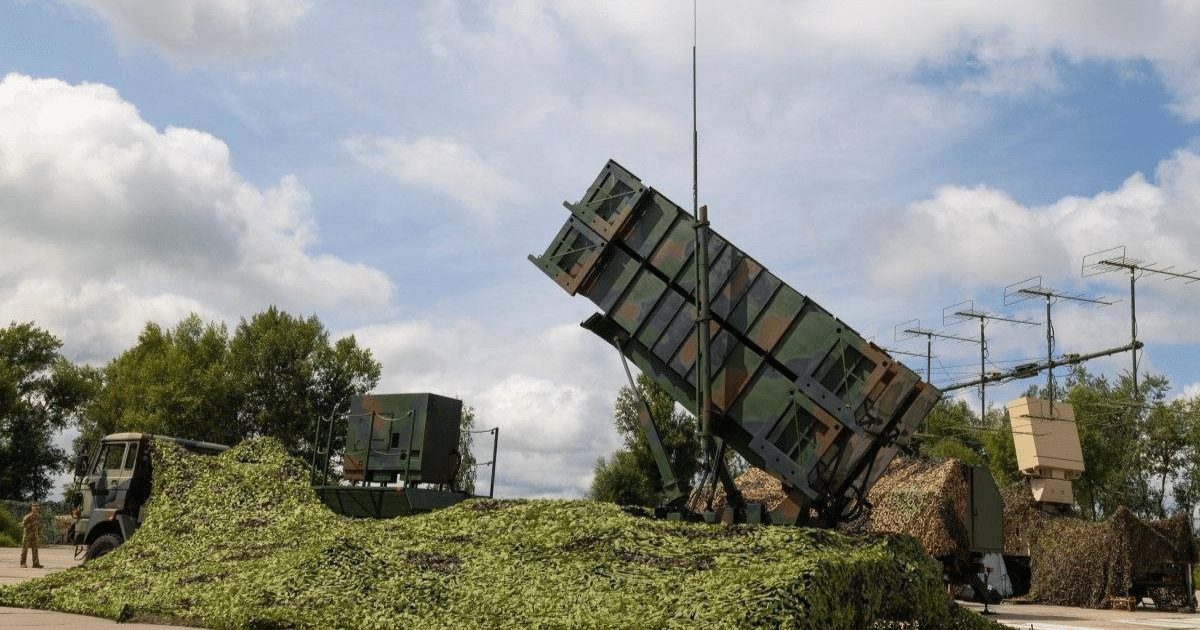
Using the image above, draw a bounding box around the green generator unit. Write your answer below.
[315,393,469,519]
[342,392,463,486]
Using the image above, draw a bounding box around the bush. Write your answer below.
[0,510,20,547]
[1,500,68,546]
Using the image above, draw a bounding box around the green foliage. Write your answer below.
[915,366,1200,522]
[79,308,381,465]
[590,450,655,505]
[979,407,1020,489]
[592,373,703,506]
[1,500,67,546]
[0,509,20,547]
[228,307,380,460]
[920,437,982,466]
[0,322,99,501]
[0,439,1000,629]
[910,398,984,462]
[82,315,239,448]
[1023,366,1191,520]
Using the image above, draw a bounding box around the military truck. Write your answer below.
[69,433,227,561]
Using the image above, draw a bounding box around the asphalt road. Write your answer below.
[4,545,1200,629]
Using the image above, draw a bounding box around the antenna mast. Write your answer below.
[1005,276,1114,414]
[1083,245,1200,399]
[894,319,975,383]
[691,0,715,470]
[944,301,1037,422]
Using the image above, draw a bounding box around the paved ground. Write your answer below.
[958,600,1200,630]
[4,545,1200,629]
[0,545,184,629]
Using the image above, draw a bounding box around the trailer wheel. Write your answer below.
[85,533,123,563]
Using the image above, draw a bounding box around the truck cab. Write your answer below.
[70,433,227,561]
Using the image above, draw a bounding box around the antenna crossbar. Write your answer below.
[1083,245,1200,283]
[1003,276,1115,307]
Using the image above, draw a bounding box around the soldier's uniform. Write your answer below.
[20,503,42,569]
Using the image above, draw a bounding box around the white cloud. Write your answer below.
[63,0,310,65]
[0,73,394,361]
[343,135,525,223]
[871,149,1200,347]
[432,2,1200,120]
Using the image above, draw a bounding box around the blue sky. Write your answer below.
[3,1,1200,499]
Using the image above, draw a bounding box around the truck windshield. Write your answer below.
[93,444,128,474]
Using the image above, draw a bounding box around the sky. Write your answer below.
[3,1,1200,500]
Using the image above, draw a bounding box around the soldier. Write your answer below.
[20,502,43,569]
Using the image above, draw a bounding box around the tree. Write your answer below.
[0,322,98,500]
[227,307,381,460]
[1139,395,1190,519]
[1171,392,1200,515]
[591,450,656,506]
[590,373,702,506]
[81,315,238,448]
[80,308,382,465]
[905,395,1023,489]
[979,405,1020,489]
[908,398,985,466]
[1019,365,1183,520]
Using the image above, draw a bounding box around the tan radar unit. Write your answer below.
[1007,396,1085,504]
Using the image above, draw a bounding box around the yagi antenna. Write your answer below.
[942,301,1037,419]
[1082,245,1200,397]
[1004,276,1115,413]
[893,318,974,382]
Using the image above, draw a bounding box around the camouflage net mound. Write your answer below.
[840,458,971,561]
[688,467,789,514]
[0,438,1001,630]
[1002,480,1198,610]
[698,460,973,563]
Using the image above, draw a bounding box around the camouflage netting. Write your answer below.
[840,459,971,561]
[1002,480,1198,610]
[0,438,1002,630]
[688,467,790,514]
[697,460,974,563]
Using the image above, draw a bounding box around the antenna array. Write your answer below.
[942,301,1037,419]
[893,318,974,381]
[1082,246,1200,397]
[1003,276,1115,413]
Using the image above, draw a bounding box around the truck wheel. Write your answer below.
[85,533,123,563]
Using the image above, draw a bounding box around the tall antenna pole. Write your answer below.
[894,319,975,385]
[944,302,1036,422]
[1130,267,1137,397]
[1005,277,1114,417]
[1084,246,1200,402]
[692,1,712,456]
[692,2,698,220]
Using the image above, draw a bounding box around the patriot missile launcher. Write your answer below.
[530,160,940,526]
